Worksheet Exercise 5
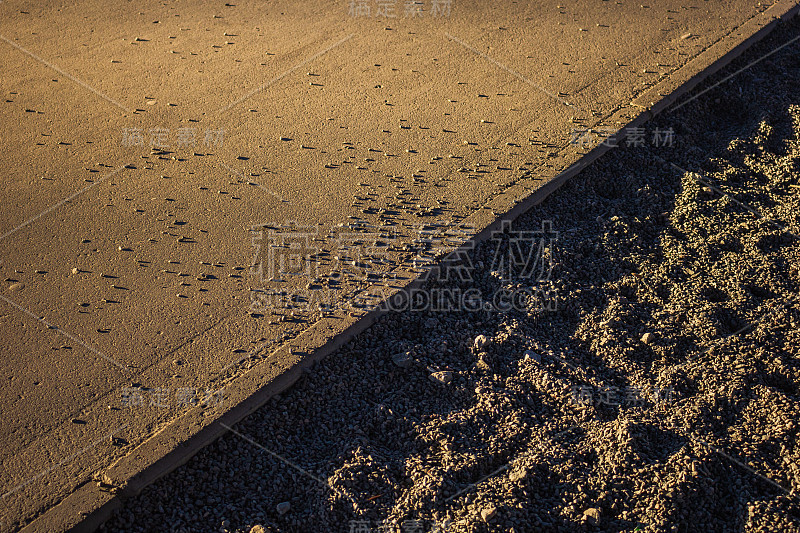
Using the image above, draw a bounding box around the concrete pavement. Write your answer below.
[1,0,798,530]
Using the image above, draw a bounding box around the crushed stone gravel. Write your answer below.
[102,16,800,533]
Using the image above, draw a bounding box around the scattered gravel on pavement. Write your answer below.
[102,17,800,533]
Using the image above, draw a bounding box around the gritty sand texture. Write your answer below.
[1,0,798,531]
[100,13,800,533]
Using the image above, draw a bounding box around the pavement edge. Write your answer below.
[19,2,800,531]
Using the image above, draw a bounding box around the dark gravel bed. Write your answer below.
[102,15,800,533]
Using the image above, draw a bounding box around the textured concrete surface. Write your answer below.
[0,0,797,530]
